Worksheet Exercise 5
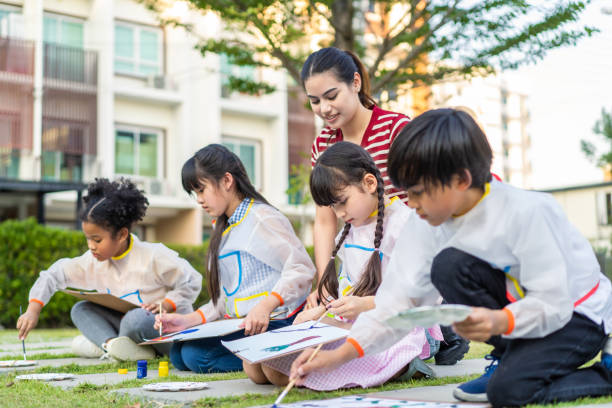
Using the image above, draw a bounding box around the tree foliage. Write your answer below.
[581,107,612,168]
[141,0,595,99]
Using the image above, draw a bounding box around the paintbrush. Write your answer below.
[309,310,328,329]
[20,305,26,361]
[272,343,324,408]
[159,302,163,337]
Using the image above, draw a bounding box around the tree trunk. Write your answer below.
[331,0,355,52]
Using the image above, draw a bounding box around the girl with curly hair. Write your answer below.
[17,178,202,361]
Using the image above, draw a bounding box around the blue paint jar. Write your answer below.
[137,360,147,379]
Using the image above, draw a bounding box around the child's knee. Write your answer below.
[431,247,468,285]
[487,373,533,407]
[119,308,151,336]
[244,362,270,384]
[70,300,91,321]
[262,364,289,386]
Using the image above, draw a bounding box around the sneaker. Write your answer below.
[71,335,104,358]
[105,336,155,361]
[453,354,499,402]
[602,353,612,371]
[435,325,470,365]
[397,357,436,381]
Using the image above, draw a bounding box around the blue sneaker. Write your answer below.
[453,354,499,402]
[602,353,612,371]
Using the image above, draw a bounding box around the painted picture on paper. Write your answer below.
[221,321,348,364]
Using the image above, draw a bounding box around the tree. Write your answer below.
[581,107,612,168]
[141,0,595,99]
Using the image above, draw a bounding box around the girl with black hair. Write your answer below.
[155,144,315,373]
[245,142,441,390]
[17,178,202,361]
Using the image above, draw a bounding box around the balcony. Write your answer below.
[0,37,34,161]
[43,42,97,94]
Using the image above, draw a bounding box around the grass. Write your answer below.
[1,329,612,407]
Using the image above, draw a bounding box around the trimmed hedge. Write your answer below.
[0,218,315,329]
[0,218,209,329]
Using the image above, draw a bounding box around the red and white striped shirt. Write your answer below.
[310,106,410,203]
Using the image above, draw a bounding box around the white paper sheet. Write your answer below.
[139,318,245,345]
[221,321,348,364]
[276,395,483,407]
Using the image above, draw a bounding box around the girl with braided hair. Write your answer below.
[17,178,202,361]
[243,142,441,390]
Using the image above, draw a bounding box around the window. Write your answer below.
[219,53,255,98]
[41,151,82,182]
[43,13,85,82]
[115,126,163,178]
[0,148,19,178]
[43,14,84,48]
[0,4,20,37]
[222,137,261,188]
[114,22,162,76]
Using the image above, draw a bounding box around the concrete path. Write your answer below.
[0,347,73,358]
[49,369,199,389]
[0,357,107,375]
[114,378,278,403]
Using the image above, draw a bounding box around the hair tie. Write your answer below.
[331,255,336,260]
[87,197,106,218]
[374,248,381,252]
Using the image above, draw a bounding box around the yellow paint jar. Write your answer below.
[158,361,169,377]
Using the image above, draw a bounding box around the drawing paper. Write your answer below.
[139,318,245,345]
[386,304,472,329]
[221,321,348,364]
[62,289,138,314]
[276,395,483,407]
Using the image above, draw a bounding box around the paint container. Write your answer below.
[137,360,147,379]
[158,361,169,377]
[118,368,128,375]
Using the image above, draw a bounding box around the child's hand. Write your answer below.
[327,296,373,321]
[243,301,272,336]
[305,290,320,309]
[452,307,508,342]
[16,302,42,340]
[154,312,193,334]
[242,295,280,336]
[141,301,171,314]
[289,342,359,385]
[293,305,326,325]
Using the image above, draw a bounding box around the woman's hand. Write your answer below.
[293,305,326,325]
[289,342,359,385]
[242,295,279,336]
[327,296,374,321]
[16,302,42,340]
[452,307,508,342]
[154,312,196,334]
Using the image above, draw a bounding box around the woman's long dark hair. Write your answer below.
[181,144,269,305]
[301,47,376,109]
[310,142,385,302]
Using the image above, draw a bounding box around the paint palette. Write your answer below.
[386,304,473,329]
[142,381,209,392]
[0,360,37,367]
[16,373,75,381]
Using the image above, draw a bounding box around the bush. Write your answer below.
[0,218,315,329]
[0,218,88,328]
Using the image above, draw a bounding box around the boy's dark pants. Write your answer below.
[431,247,612,407]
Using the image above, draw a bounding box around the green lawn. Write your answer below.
[1,329,611,408]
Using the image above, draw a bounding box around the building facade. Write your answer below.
[0,0,290,244]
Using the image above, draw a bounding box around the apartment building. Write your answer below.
[0,0,290,244]
[431,76,532,188]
